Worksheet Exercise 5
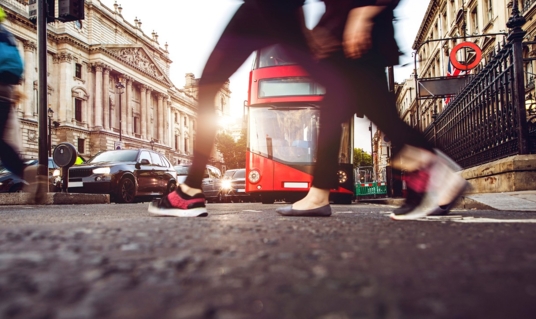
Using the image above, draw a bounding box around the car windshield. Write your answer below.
[0,159,37,174]
[174,166,190,176]
[88,150,139,163]
[234,170,246,179]
[223,170,236,179]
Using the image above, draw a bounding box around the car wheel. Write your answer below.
[116,177,136,203]
[9,183,23,193]
[166,181,176,195]
[333,194,353,205]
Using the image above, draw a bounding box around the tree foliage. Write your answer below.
[215,127,246,169]
[353,148,372,169]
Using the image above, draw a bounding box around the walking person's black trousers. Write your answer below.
[183,2,311,189]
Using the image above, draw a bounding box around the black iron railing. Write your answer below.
[424,41,523,168]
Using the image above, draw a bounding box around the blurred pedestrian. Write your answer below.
[276,0,469,219]
[0,7,46,204]
[148,0,314,217]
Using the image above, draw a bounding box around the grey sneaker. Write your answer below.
[391,150,468,220]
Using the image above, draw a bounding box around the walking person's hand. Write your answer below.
[343,6,386,59]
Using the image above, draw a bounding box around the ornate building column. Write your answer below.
[157,93,164,142]
[94,64,103,129]
[166,100,172,146]
[140,85,147,139]
[86,64,94,129]
[125,77,133,136]
[23,41,36,118]
[189,118,194,155]
[54,52,73,123]
[179,112,185,153]
[103,67,111,130]
[146,88,153,140]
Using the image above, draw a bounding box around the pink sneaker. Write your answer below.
[148,186,207,217]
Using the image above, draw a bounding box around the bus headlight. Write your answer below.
[337,170,348,184]
[248,169,260,184]
[221,179,232,190]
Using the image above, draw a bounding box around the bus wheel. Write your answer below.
[335,195,353,205]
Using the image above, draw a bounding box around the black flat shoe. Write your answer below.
[276,204,332,217]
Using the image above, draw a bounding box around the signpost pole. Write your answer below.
[37,0,49,190]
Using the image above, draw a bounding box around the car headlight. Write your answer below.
[248,169,260,184]
[93,167,111,175]
[221,179,232,190]
[337,170,348,184]
[53,169,61,177]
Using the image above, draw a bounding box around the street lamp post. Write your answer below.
[115,81,125,141]
[47,107,54,157]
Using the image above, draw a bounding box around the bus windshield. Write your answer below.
[249,106,319,164]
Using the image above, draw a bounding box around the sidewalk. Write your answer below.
[358,190,536,211]
[0,192,109,205]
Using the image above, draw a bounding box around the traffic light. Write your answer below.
[29,0,56,23]
[58,0,84,22]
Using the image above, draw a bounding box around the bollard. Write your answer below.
[52,143,78,193]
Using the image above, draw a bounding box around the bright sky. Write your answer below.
[100,0,429,153]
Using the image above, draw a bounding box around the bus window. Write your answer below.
[258,77,326,98]
[258,45,294,68]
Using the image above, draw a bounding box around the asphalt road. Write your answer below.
[1,202,536,319]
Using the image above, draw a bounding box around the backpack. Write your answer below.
[0,24,24,85]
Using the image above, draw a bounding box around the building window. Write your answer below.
[471,6,478,33]
[174,112,178,123]
[183,116,187,126]
[75,63,82,79]
[75,98,82,122]
[184,138,189,154]
[175,135,179,150]
[134,116,140,134]
[78,138,85,154]
[483,0,493,25]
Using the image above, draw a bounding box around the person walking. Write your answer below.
[0,7,46,204]
[276,0,469,220]
[148,0,314,217]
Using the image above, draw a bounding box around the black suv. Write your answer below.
[68,149,177,203]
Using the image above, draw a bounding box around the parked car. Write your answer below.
[220,168,253,202]
[0,158,61,193]
[67,149,177,203]
[174,164,222,202]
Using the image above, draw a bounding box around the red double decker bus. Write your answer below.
[245,45,354,204]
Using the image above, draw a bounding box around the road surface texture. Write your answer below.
[1,202,535,319]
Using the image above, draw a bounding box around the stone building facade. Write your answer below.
[396,0,532,130]
[1,0,231,166]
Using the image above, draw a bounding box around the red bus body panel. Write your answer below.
[246,151,353,195]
